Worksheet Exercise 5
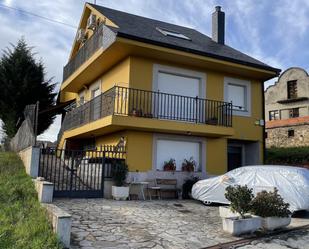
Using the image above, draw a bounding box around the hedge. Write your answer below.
[265,147,309,166]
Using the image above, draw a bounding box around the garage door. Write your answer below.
[156,139,200,171]
[156,72,201,121]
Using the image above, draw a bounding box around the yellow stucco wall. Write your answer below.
[61,56,265,174]
[100,57,130,91]
[74,57,130,103]
[126,131,153,172]
[95,130,153,172]
[127,56,264,172]
[206,138,227,174]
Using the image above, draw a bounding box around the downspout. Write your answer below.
[262,82,266,164]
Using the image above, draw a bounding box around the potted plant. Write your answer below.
[163,158,176,171]
[182,176,199,199]
[143,112,153,118]
[181,157,196,172]
[222,185,261,236]
[131,108,143,117]
[206,117,218,125]
[111,161,129,200]
[251,188,291,231]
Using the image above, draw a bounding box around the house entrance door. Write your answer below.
[227,146,242,171]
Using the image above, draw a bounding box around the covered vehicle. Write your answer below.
[192,165,309,212]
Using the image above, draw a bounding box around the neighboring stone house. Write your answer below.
[265,67,309,148]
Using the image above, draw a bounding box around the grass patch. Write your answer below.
[265,147,309,166]
[0,152,62,249]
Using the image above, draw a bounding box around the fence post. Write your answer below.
[34,101,39,146]
[195,96,198,123]
[101,148,105,198]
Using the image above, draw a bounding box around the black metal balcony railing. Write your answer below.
[58,86,233,141]
[63,24,116,82]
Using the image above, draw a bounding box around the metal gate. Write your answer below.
[38,146,125,198]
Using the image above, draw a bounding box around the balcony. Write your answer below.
[58,86,233,141]
[63,24,116,82]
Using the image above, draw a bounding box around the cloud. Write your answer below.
[0,0,308,141]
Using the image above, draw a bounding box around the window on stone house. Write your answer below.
[289,108,299,118]
[264,132,268,139]
[287,80,297,99]
[269,110,279,120]
[288,129,294,137]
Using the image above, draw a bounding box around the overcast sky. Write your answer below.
[0,0,308,142]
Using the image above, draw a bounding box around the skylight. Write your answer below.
[156,27,191,40]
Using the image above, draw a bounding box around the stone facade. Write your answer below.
[265,67,309,121]
[266,123,309,148]
[265,67,309,148]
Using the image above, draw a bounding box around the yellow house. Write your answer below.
[58,3,280,184]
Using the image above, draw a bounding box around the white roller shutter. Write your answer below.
[157,72,200,121]
[156,139,200,171]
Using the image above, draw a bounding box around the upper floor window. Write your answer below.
[224,77,251,117]
[91,88,100,99]
[269,110,280,120]
[79,96,85,105]
[289,108,299,118]
[287,80,297,99]
[227,84,246,111]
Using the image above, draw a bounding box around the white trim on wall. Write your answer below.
[152,64,206,98]
[224,77,251,117]
[152,133,207,176]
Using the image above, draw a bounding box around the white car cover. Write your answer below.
[192,165,309,212]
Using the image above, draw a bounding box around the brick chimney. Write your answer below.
[212,6,225,45]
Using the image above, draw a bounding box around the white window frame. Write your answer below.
[152,134,206,174]
[89,79,101,99]
[78,90,85,105]
[224,77,251,117]
[152,64,206,98]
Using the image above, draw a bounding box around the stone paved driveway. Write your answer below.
[54,199,236,249]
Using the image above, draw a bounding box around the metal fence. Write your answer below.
[114,86,233,126]
[39,145,125,198]
[63,23,117,82]
[59,86,233,135]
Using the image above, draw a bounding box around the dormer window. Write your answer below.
[156,27,191,40]
[287,80,297,99]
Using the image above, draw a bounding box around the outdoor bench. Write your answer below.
[154,178,181,199]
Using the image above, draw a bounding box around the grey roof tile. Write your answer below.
[89,3,280,73]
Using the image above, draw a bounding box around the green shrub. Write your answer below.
[111,160,129,186]
[251,188,290,218]
[225,185,254,219]
[182,176,199,199]
[266,147,309,166]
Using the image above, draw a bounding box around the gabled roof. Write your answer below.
[88,3,280,74]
